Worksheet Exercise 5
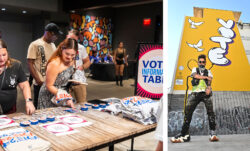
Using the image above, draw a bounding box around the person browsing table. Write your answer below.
[38,38,78,109]
[0,39,35,115]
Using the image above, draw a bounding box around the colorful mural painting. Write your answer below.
[173,8,250,92]
[70,14,112,56]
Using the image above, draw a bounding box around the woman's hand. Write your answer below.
[66,100,75,109]
[26,101,35,115]
[125,62,128,66]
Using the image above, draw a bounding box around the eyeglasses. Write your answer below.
[199,61,206,63]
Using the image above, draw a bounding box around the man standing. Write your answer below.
[27,23,62,108]
[171,54,219,143]
[67,29,91,103]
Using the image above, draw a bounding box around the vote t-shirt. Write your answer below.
[0,60,27,113]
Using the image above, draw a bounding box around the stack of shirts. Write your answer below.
[120,96,159,125]
[101,98,122,115]
[0,128,51,151]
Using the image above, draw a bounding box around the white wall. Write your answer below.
[238,23,250,64]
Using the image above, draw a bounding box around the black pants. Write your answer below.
[33,85,41,109]
[181,92,216,135]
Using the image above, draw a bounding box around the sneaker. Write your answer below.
[170,133,191,143]
[209,130,219,142]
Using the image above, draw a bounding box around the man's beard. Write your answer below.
[199,65,205,71]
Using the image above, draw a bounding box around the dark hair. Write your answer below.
[0,39,7,49]
[0,39,16,67]
[47,38,78,66]
[69,29,80,37]
[198,54,206,61]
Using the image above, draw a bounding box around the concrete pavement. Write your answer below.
[169,134,250,151]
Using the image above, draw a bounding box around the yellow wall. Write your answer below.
[173,8,250,91]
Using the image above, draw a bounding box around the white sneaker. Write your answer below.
[170,134,191,143]
[209,130,219,142]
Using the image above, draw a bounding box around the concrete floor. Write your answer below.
[16,78,158,151]
[168,134,250,151]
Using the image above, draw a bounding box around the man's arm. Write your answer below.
[83,57,91,69]
[193,73,211,81]
[27,59,43,86]
[206,78,212,95]
[78,57,91,70]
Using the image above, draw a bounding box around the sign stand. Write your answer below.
[134,43,163,99]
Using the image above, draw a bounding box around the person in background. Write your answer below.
[67,29,91,103]
[90,51,100,64]
[100,53,106,63]
[104,52,113,63]
[113,41,128,86]
[37,38,77,109]
[27,23,62,109]
[0,39,35,115]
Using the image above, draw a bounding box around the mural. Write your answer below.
[173,8,250,91]
[70,14,113,56]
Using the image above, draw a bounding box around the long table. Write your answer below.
[2,108,156,151]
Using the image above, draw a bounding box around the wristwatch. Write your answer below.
[25,98,33,102]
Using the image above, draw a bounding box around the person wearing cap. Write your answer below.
[66,29,90,103]
[27,23,62,109]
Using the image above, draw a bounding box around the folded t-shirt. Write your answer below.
[0,128,51,151]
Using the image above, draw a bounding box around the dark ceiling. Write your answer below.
[62,0,162,12]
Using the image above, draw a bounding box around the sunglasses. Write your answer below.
[199,61,206,63]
